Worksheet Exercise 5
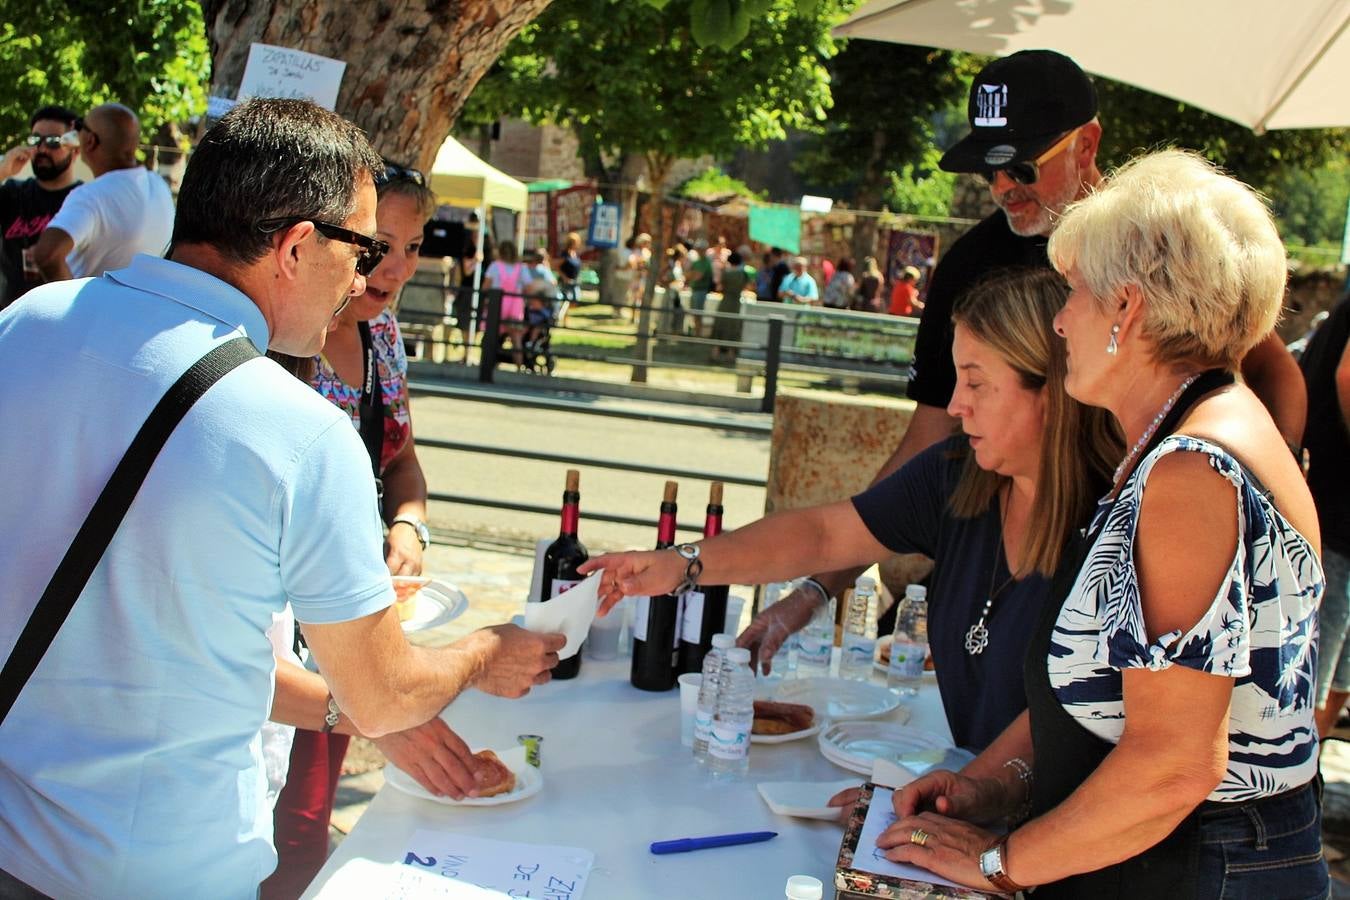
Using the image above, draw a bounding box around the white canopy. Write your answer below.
[835,0,1350,132]
[428,134,528,212]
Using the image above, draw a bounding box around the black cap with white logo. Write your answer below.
[939,49,1097,174]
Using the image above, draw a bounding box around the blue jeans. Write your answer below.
[1195,780,1329,899]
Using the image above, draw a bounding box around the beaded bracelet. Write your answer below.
[1002,756,1034,824]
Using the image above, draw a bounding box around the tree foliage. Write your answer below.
[1093,78,1348,194]
[0,0,208,143]
[465,0,842,189]
[676,166,765,201]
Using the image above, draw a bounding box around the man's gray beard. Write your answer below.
[32,154,72,183]
[1000,171,1083,238]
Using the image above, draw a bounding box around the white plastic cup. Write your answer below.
[724,594,747,635]
[586,606,623,660]
[785,875,823,900]
[678,672,702,747]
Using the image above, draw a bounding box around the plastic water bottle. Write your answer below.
[707,647,754,778]
[692,633,736,764]
[840,576,878,681]
[795,588,835,678]
[887,585,929,696]
[759,581,798,680]
[785,875,824,900]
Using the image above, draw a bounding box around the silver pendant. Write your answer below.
[964,620,989,655]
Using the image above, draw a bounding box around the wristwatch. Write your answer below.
[390,515,431,550]
[321,694,341,733]
[979,838,1026,894]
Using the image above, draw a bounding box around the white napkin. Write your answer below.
[523,569,602,659]
[757,778,862,819]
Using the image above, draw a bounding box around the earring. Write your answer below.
[1106,323,1120,356]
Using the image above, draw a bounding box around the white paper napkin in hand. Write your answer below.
[871,757,920,790]
[523,569,602,660]
[757,778,862,820]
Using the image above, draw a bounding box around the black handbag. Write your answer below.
[0,336,260,726]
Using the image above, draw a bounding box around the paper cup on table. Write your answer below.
[678,673,702,747]
[724,594,747,636]
[586,602,624,660]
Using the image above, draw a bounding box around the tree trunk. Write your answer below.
[597,152,647,308]
[850,127,890,264]
[202,0,554,170]
[631,152,674,384]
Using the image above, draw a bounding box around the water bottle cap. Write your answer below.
[726,647,751,663]
[785,875,823,899]
[711,633,736,649]
[904,584,928,600]
[854,576,876,592]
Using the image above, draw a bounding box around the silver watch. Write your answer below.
[390,515,430,550]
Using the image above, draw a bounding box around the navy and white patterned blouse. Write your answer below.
[1048,436,1323,802]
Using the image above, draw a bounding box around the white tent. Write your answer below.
[835,0,1350,132]
[428,134,528,212]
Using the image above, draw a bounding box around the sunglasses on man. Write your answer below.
[256,217,391,276]
[25,134,75,150]
[980,126,1083,187]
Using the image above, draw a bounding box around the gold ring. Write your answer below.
[910,828,929,846]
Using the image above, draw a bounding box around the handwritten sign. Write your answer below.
[238,43,346,110]
[853,787,962,889]
[402,830,593,899]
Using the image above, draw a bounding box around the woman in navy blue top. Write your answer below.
[586,268,1120,752]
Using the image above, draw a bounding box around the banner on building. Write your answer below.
[883,229,939,300]
[749,205,801,254]
[588,201,622,248]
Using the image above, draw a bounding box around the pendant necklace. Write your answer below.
[965,489,1017,656]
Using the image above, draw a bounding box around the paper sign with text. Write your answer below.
[238,43,346,110]
[402,830,594,899]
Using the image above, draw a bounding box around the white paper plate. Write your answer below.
[818,721,966,776]
[383,746,542,806]
[772,677,905,722]
[757,778,861,819]
[751,719,823,744]
[396,578,469,633]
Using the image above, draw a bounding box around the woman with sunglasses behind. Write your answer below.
[262,163,442,899]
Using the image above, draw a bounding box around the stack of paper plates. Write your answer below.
[818,720,963,776]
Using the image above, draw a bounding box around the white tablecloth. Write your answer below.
[301,658,950,900]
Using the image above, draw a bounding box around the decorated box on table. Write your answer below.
[836,783,997,900]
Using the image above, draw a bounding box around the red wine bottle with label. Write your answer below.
[677,482,728,675]
[631,481,681,692]
[540,469,587,679]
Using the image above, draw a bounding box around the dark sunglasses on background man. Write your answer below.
[26,134,72,150]
[979,126,1083,187]
[256,217,391,276]
[376,162,425,187]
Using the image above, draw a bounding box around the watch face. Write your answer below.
[980,847,1001,878]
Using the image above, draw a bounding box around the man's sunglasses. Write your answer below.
[256,217,390,276]
[375,162,426,187]
[980,126,1083,187]
[26,134,73,150]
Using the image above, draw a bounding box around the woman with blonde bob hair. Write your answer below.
[878,150,1326,898]
[582,268,1121,754]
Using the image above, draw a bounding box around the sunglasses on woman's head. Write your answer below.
[376,162,426,187]
[979,127,1083,187]
[256,217,391,276]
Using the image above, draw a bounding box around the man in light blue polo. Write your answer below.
[0,99,564,898]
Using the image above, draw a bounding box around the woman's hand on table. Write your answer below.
[469,625,566,697]
[579,550,684,616]
[893,769,1007,822]
[876,812,1001,890]
[373,718,483,799]
[828,785,864,822]
[385,527,425,576]
[737,588,817,675]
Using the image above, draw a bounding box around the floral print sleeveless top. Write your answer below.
[309,309,411,475]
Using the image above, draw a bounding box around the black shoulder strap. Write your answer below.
[356,319,384,481]
[0,336,260,726]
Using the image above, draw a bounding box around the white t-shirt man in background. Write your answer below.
[31,102,174,280]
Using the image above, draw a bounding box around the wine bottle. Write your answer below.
[540,468,587,680]
[631,481,681,692]
[677,482,729,676]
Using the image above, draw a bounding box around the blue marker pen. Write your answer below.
[649,831,778,854]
